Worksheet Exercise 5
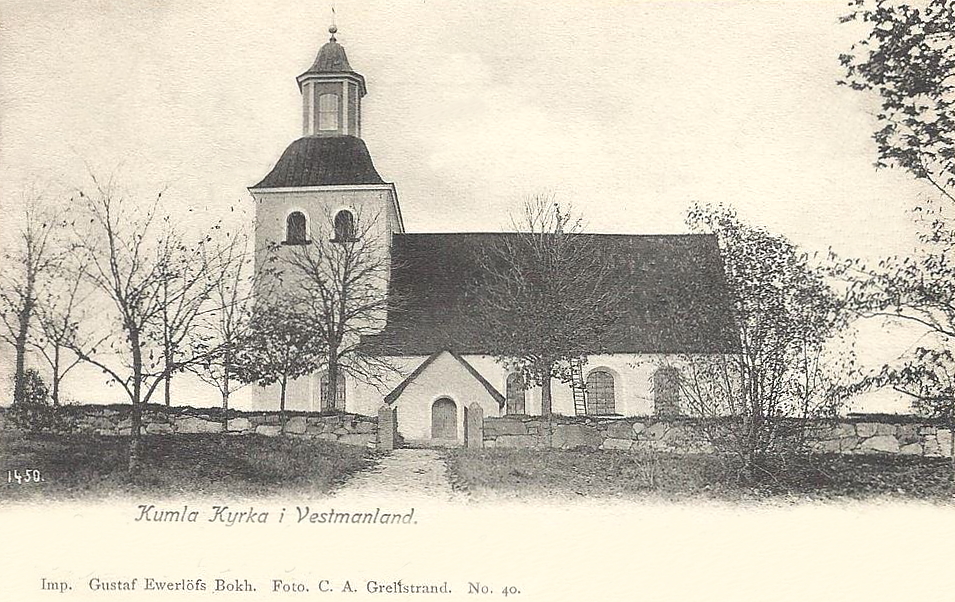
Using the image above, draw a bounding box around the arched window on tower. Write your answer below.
[585,370,616,416]
[318,93,340,131]
[320,370,346,411]
[285,211,308,245]
[505,373,526,415]
[653,367,682,417]
[333,210,356,242]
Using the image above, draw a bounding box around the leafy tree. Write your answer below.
[676,204,850,476]
[280,208,398,412]
[840,0,955,201]
[470,194,627,416]
[840,0,955,467]
[0,191,63,404]
[7,367,64,434]
[854,348,955,470]
[234,300,325,432]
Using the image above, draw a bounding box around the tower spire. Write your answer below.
[297,13,367,137]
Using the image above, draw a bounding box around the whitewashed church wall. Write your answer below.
[253,357,418,415]
[251,353,729,421]
[384,353,503,443]
[251,187,400,330]
[254,374,316,413]
[462,354,673,418]
[252,187,400,250]
[349,357,421,416]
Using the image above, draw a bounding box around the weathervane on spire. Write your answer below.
[329,5,337,41]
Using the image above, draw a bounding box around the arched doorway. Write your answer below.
[431,398,458,440]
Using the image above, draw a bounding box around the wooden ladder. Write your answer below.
[570,358,587,416]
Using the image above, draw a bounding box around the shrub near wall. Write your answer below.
[483,415,955,458]
[0,404,381,449]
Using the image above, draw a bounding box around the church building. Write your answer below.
[250,26,738,445]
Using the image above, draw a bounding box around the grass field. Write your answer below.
[446,448,955,502]
[0,432,378,502]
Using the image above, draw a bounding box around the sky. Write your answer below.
[0,0,938,410]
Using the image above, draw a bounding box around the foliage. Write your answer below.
[677,204,850,471]
[7,368,67,434]
[840,0,955,200]
[469,194,629,415]
[233,299,325,430]
[17,367,49,406]
[839,0,955,466]
[856,347,954,417]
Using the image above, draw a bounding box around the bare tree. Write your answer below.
[190,232,255,427]
[30,257,90,406]
[153,220,234,406]
[470,194,628,416]
[281,207,399,410]
[66,173,230,471]
[0,190,63,404]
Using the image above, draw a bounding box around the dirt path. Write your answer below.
[332,448,464,503]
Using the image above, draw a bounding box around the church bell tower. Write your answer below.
[248,23,404,412]
[249,21,403,258]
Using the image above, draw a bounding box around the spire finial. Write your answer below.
[329,6,337,41]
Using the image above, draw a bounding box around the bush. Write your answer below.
[9,369,68,433]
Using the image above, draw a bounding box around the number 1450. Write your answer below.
[7,470,42,484]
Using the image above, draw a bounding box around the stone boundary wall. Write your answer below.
[0,405,380,449]
[483,415,955,457]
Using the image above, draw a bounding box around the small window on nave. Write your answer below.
[285,211,308,245]
[333,210,356,242]
[653,366,682,417]
[505,373,526,415]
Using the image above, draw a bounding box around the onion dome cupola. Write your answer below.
[297,25,366,138]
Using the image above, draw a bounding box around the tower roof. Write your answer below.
[251,136,385,188]
[307,27,352,73]
[297,25,366,93]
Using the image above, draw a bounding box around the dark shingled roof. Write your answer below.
[384,350,506,407]
[363,233,740,356]
[252,136,384,189]
[305,39,352,74]
[297,36,367,94]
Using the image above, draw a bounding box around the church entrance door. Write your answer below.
[431,398,457,441]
